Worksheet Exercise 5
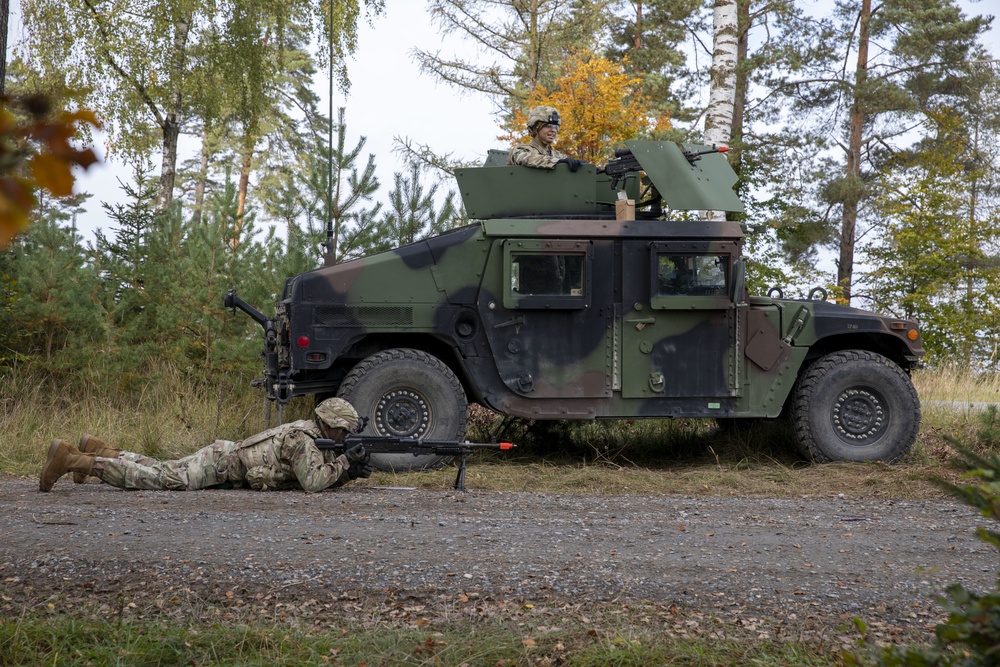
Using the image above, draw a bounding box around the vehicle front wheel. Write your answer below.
[337,349,468,472]
[790,350,920,463]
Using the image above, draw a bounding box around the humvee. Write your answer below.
[226,141,923,470]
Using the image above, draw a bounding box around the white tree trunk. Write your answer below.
[703,0,738,221]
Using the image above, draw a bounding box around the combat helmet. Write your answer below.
[315,397,359,432]
[526,106,560,136]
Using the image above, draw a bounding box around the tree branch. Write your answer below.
[81,0,165,129]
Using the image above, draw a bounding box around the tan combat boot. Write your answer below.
[40,439,95,492]
[73,434,120,484]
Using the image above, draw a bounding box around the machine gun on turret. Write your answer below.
[600,144,730,190]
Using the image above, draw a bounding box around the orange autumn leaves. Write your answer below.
[502,54,671,164]
[0,94,101,248]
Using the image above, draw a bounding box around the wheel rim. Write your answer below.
[374,388,431,438]
[831,386,889,446]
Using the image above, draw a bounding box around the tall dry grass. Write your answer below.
[912,364,1000,402]
[0,361,315,475]
[2,362,998,490]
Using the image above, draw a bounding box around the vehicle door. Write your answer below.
[479,238,615,399]
[620,240,738,406]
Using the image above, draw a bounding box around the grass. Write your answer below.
[0,361,282,476]
[352,457,951,499]
[911,364,1000,403]
[3,361,997,497]
[0,601,848,666]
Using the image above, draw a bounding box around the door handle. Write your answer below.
[625,316,655,331]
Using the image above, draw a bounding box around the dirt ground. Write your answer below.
[1,475,996,646]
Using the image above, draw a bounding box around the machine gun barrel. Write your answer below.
[682,145,729,165]
[314,435,516,491]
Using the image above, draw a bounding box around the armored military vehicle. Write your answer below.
[226,141,923,470]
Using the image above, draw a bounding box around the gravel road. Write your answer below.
[1,476,996,642]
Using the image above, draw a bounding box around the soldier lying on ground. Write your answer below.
[507,106,589,172]
[39,397,372,493]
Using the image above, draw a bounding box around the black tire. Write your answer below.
[790,350,920,463]
[337,349,468,472]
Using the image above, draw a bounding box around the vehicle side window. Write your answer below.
[502,240,593,310]
[657,254,728,297]
[511,253,585,297]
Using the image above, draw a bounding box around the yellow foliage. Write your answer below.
[0,95,101,248]
[501,53,668,164]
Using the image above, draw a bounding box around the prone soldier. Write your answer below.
[39,397,372,493]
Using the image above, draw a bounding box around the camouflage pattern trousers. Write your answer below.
[92,440,242,491]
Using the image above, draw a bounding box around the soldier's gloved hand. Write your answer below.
[557,157,582,172]
[345,444,368,463]
[347,460,374,480]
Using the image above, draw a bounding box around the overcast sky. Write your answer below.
[65,0,1000,242]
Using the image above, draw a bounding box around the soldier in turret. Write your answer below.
[39,397,371,493]
[507,106,585,172]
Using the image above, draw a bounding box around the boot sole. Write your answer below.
[40,439,65,492]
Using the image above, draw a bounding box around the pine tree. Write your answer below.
[779,0,990,304]
[5,193,99,366]
[365,163,458,254]
[414,0,612,101]
[864,101,1000,366]
[176,169,272,371]
[92,170,162,366]
[604,0,705,127]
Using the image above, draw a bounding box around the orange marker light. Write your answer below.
[717,146,729,153]
[907,329,919,341]
[498,442,515,450]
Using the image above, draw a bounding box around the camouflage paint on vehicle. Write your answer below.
[227,140,924,466]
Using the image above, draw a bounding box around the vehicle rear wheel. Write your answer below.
[790,350,920,463]
[337,349,468,472]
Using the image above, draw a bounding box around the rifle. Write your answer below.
[314,435,516,492]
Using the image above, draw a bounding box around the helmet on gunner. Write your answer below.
[526,106,560,136]
[314,398,359,432]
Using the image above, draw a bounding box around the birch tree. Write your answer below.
[703,0,737,148]
[702,0,738,220]
[20,0,204,212]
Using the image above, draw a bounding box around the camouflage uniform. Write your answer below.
[91,399,358,493]
[507,137,568,170]
[507,105,568,170]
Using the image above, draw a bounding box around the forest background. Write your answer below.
[1,0,999,398]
